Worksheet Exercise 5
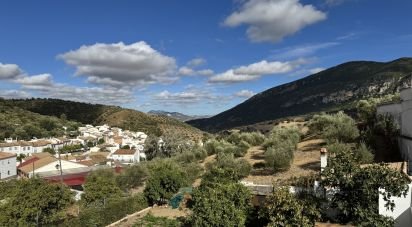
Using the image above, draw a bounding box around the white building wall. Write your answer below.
[0,156,17,180]
[379,183,412,227]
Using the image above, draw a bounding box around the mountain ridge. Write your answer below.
[188,57,412,132]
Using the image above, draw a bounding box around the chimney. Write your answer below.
[320,148,328,172]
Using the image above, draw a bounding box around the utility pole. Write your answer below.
[57,149,64,186]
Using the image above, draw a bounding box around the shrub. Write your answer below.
[355,142,374,164]
[265,145,293,171]
[309,112,359,143]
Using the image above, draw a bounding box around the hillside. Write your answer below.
[0,99,81,140]
[148,110,210,122]
[5,99,204,140]
[188,57,412,132]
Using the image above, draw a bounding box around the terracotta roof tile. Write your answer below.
[113,149,137,155]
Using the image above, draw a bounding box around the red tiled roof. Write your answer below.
[113,149,136,155]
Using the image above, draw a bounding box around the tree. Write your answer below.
[144,159,188,205]
[202,153,251,186]
[259,187,320,227]
[309,112,359,143]
[116,164,148,191]
[0,178,73,226]
[190,183,251,227]
[43,147,56,155]
[82,170,123,206]
[321,144,411,226]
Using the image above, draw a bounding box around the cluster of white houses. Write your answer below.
[0,124,148,183]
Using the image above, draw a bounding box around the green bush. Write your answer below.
[265,145,293,171]
[309,112,359,143]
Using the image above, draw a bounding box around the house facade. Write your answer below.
[377,75,412,175]
[0,152,17,180]
[109,149,140,164]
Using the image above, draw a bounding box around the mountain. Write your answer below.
[188,58,412,132]
[4,99,204,140]
[148,110,210,122]
[0,99,81,140]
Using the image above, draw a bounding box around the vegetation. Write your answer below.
[116,164,148,192]
[259,187,320,227]
[4,98,204,139]
[82,170,123,206]
[0,178,73,226]
[144,159,188,205]
[0,99,81,140]
[309,111,359,143]
[66,193,148,227]
[322,142,411,226]
[188,58,412,132]
[203,153,251,186]
[263,126,301,172]
[134,213,181,227]
[189,182,251,227]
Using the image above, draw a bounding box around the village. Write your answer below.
[0,124,149,193]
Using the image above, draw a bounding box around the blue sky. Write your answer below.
[0,0,411,115]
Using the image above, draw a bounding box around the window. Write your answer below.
[15,147,17,150]
[7,170,10,175]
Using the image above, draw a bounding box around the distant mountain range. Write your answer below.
[148,110,211,122]
[188,57,412,132]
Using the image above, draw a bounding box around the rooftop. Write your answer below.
[113,149,137,155]
[0,151,16,160]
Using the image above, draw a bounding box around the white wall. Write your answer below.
[0,156,17,180]
[379,183,412,227]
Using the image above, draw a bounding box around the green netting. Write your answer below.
[169,187,193,209]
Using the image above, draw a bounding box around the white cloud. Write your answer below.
[15,73,53,86]
[58,41,177,87]
[0,90,31,99]
[309,67,325,74]
[0,63,23,79]
[187,58,206,67]
[235,89,256,98]
[224,0,327,43]
[272,42,339,59]
[178,66,195,76]
[234,60,298,75]
[209,69,260,83]
[209,59,307,83]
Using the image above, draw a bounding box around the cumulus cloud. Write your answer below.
[235,89,256,98]
[15,74,53,87]
[223,0,326,43]
[0,63,23,79]
[234,60,299,75]
[197,69,214,76]
[58,41,177,87]
[209,59,306,83]
[178,66,195,76]
[209,69,260,83]
[0,62,135,105]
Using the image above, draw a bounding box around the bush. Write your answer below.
[144,159,188,205]
[265,145,293,171]
[203,153,251,185]
[355,142,374,164]
[116,165,148,191]
[309,112,359,143]
[190,183,251,227]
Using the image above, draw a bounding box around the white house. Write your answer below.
[377,75,412,175]
[0,152,17,180]
[109,149,140,164]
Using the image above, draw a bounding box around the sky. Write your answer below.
[0,0,411,116]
